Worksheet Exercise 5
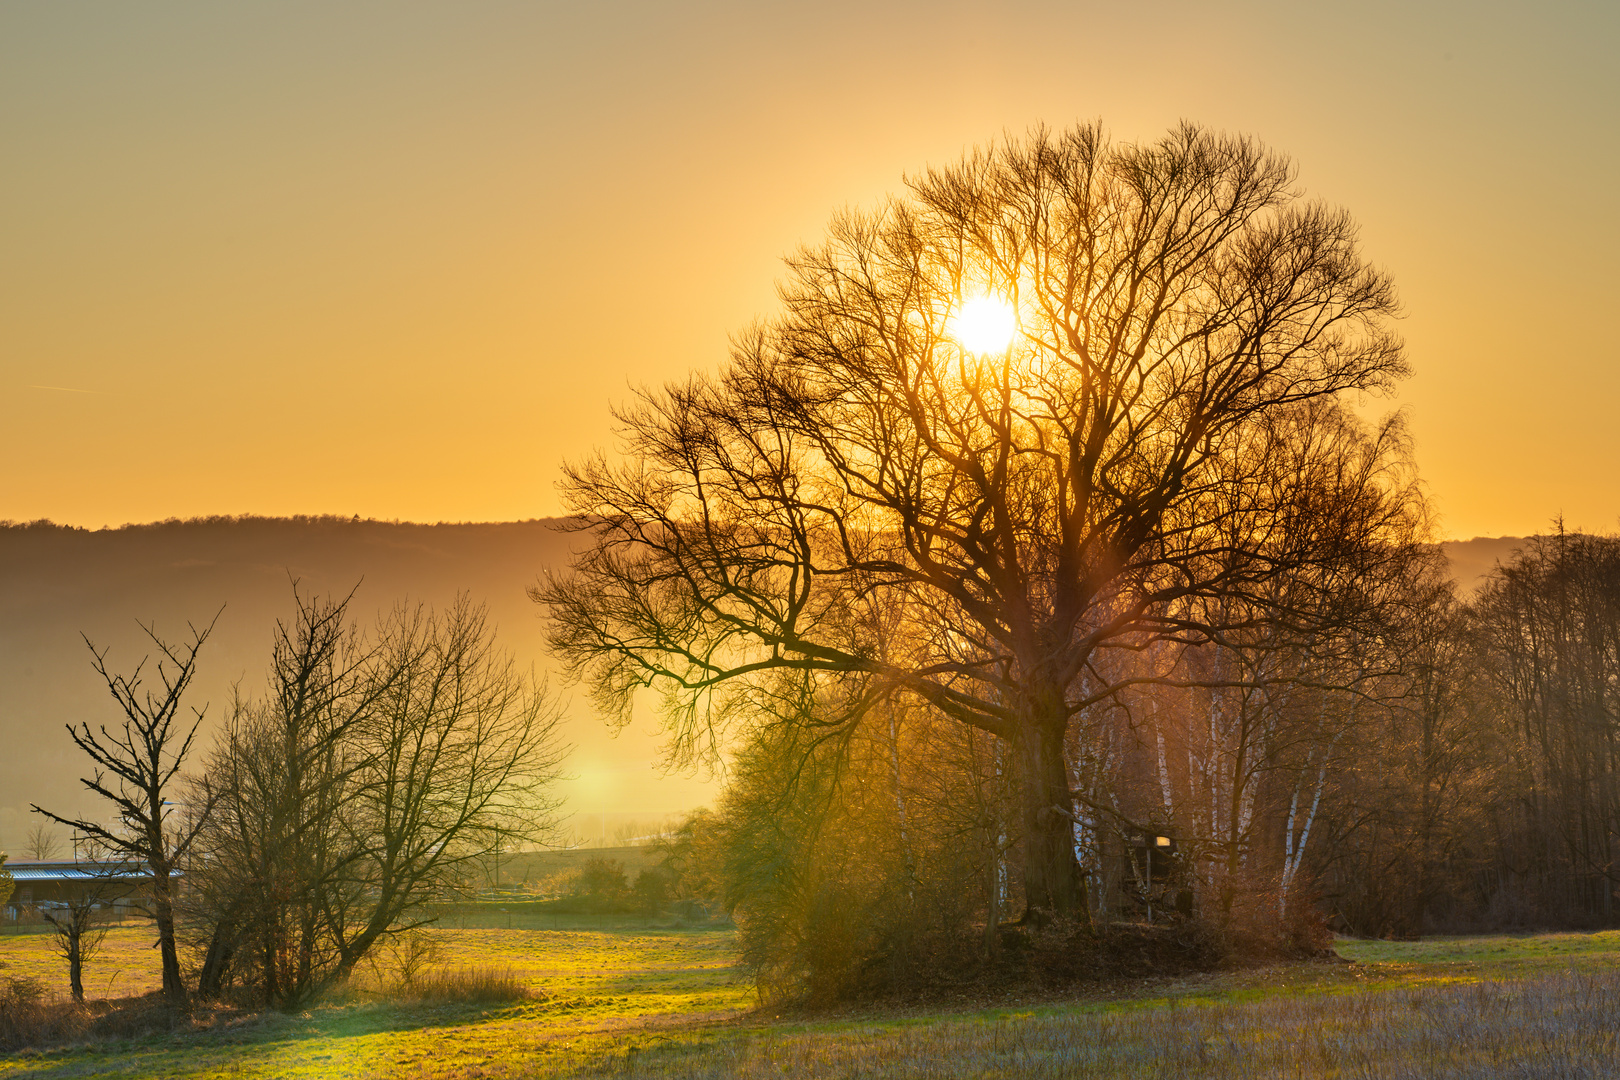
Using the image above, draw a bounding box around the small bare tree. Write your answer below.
[23,824,63,862]
[41,872,115,1004]
[33,614,220,1007]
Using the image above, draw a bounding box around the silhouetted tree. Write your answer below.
[191,590,568,1007]
[1471,528,1620,922]
[23,824,63,862]
[540,122,1410,924]
[1311,568,1499,936]
[33,616,219,1007]
[42,874,115,1004]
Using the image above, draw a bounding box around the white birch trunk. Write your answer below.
[1281,729,1340,918]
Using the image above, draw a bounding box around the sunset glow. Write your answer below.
[949,295,1019,354]
[0,4,1611,537]
[1,3,1618,1069]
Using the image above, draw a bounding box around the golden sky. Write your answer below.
[3,0,1616,540]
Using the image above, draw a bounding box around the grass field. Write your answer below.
[3,924,1619,1078]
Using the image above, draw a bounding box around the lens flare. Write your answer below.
[948,295,1018,354]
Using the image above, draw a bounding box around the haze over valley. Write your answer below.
[0,516,721,853]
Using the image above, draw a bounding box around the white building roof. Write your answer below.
[5,861,169,882]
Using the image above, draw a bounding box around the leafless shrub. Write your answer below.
[369,928,444,990]
[0,978,85,1051]
[0,976,46,1008]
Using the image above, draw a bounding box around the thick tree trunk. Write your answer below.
[1015,718,1089,924]
[263,929,279,1006]
[296,902,316,997]
[333,884,400,981]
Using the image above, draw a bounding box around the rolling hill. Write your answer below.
[0,516,720,854]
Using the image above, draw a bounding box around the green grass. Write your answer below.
[0,925,166,1001]
[1335,928,1620,970]
[3,926,1620,1077]
[0,925,750,1079]
[431,906,723,934]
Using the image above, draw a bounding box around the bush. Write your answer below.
[717,720,977,1005]
[537,857,645,914]
[0,976,45,1009]
[578,858,629,902]
[1223,878,1335,961]
[368,928,444,990]
[631,867,675,914]
[533,867,582,900]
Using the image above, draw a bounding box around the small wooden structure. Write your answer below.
[1115,831,1193,922]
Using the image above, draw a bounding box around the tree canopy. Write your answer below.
[539,121,1415,920]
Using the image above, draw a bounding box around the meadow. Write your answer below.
[2,922,1619,1078]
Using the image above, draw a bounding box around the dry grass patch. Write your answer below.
[0,976,87,1053]
[395,966,536,1006]
[573,969,1620,1079]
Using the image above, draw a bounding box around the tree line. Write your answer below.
[654,529,1620,996]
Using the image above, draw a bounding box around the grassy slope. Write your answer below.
[2,928,1619,1078]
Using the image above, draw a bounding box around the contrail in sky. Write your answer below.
[30,385,96,394]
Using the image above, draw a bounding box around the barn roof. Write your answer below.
[5,861,170,883]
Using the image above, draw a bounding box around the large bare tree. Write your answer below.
[539,122,1409,922]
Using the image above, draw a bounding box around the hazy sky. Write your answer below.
[4,0,1616,539]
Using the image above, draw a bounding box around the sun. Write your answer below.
[948,295,1018,354]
